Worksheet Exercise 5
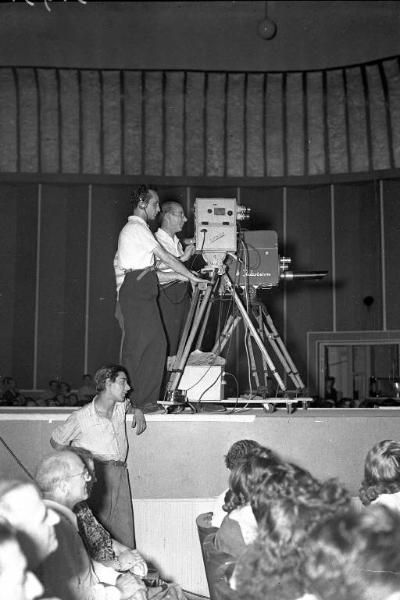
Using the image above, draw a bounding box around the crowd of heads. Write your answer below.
[0,373,97,407]
[3,434,400,599]
[207,437,400,600]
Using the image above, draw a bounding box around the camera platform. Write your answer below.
[223,396,313,413]
[157,396,313,414]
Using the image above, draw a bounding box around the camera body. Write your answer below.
[194,197,249,273]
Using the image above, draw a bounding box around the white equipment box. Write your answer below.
[178,365,224,402]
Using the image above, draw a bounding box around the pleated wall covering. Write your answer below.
[0,57,399,178]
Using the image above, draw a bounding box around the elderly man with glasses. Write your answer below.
[36,450,146,600]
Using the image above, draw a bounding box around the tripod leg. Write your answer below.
[261,307,305,390]
[168,274,217,394]
[246,331,260,392]
[252,305,270,391]
[223,274,286,393]
[195,294,213,350]
[211,314,241,355]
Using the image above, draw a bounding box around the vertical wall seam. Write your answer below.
[380,179,387,331]
[378,62,395,169]
[223,72,228,177]
[342,69,352,172]
[203,72,208,176]
[330,184,337,332]
[141,70,145,174]
[263,73,267,177]
[84,184,92,374]
[56,68,62,173]
[243,73,248,177]
[33,184,42,389]
[360,64,372,172]
[34,68,41,173]
[12,67,20,172]
[78,69,83,174]
[282,73,288,177]
[162,70,166,176]
[183,71,187,176]
[302,71,308,176]
[322,70,330,175]
[120,70,125,175]
[99,70,104,174]
[283,186,287,344]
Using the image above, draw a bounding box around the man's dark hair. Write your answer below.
[131,184,157,209]
[94,365,129,392]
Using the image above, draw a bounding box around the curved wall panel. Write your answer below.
[1,57,400,179]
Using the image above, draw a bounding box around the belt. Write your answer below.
[124,266,156,281]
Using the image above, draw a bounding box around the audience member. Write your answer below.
[214,447,279,559]
[359,439,400,510]
[70,448,148,580]
[1,376,29,406]
[78,374,97,405]
[302,504,400,600]
[36,450,187,600]
[39,380,60,406]
[0,519,46,600]
[234,461,350,600]
[324,376,338,406]
[36,450,143,600]
[211,439,264,527]
[55,382,79,407]
[0,480,60,571]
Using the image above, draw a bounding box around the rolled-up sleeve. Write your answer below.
[51,412,82,446]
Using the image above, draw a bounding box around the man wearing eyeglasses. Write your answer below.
[36,450,144,600]
[155,201,196,358]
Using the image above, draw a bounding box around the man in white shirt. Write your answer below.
[155,201,195,357]
[115,185,204,414]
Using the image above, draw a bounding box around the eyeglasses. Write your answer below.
[168,211,185,218]
[66,468,91,481]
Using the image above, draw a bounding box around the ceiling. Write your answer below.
[0,1,399,72]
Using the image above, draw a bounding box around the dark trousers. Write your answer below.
[88,460,135,548]
[158,282,191,356]
[119,270,167,408]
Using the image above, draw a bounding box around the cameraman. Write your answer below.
[116,185,204,413]
[155,201,195,357]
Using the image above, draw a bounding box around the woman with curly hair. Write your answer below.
[234,461,350,600]
[302,504,400,600]
[359,439,400,510]
[213,446,279,559]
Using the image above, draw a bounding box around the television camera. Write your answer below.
[161,198,327,413]
[194,196,327,286]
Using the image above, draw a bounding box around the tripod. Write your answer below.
[162,269,308,411]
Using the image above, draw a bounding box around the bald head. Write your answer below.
[160,201,187,234]
[36,451,92,509]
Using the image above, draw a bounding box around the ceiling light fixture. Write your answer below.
[257,1,277,40]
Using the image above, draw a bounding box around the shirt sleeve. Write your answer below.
[51,412,81,446]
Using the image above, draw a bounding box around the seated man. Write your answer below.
[36,450,145,600]
[0,519,45,600]
[0,479,60,572]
